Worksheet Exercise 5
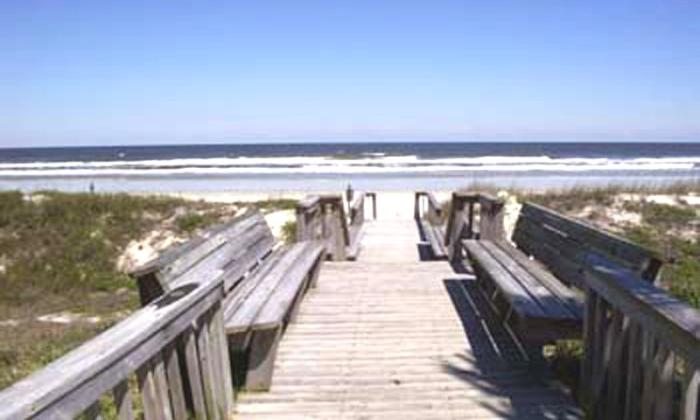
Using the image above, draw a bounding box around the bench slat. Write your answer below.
[135,213,264,282]
[420,220,447,258]
[516,203,660,281]
[219,226,276,291]
[463,240,546,319]
[494,241,583,318]
[224,244,308,333]
[479,241,579,320]
[222,248,287,323]
[512,219,589,288]
[253,242,325,330]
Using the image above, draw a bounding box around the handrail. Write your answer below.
[580,255,700,419]
[296,192,375,260]
[414,191,444,224]
[0,275,233,419]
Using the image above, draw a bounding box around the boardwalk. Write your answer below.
[235,202,583,419]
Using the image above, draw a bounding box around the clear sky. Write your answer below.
[1,1,699,147]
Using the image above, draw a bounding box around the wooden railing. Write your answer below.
[414,191,444,225]
[446,190,700,419]
[0,275,233,419]
[444,192,505,260]
[295,192,376,261]
[581,255,700,420]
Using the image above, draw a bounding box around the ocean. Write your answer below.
[0,142,698,193]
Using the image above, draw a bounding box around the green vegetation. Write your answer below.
[249,198,298,212]
[0,191,302,390]
[281,220,297,244]
[524,184,700,307]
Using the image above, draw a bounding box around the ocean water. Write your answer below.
[0,142,698,192]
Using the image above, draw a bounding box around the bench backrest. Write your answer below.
[512,202,663,287]
[130,211,276,304]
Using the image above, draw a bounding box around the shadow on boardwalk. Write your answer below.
[442,278,583,419]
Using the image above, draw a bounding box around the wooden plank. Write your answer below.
[584,254,700,369]
[136,363,161,420]
[653,345,675,420]
[223,247,287,322]
[519,202,661,280]
[479,241,579,320]
[112,380,134,420]
[224,244,307,333]
[420,220,447,259]
[0,275,224,419]
[183,328,207,419]
[196,312,221,420]
[132,212,264,282]
[211,304,235,414]
[164,343,187,420]
[151,354,174,420]
[682,366,700,420]
[234,217,583,419]
[494,241,583,317]
[463,240,547,319]
[623,322,643,420]
[253,242,325,330]
[604,311,628,419]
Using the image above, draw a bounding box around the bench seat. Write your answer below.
[419,219,447,259]
[461,201,662,349]
[464,239,583,344]
[130,211,326,392]
[223,241,324,390]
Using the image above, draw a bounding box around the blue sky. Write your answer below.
[1,1,699,147]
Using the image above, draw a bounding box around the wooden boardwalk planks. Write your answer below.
[234,216,583,419]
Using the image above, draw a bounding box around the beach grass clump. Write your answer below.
[0,190,301,389]
[249,198,298,212]
[0,191,239,389]
[281,220,297,244]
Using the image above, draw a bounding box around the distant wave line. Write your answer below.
[2,154,700,172]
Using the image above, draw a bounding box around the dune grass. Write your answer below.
[0,190,298,390]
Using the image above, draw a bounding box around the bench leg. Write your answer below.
[245,326,282,391]
[227,332,251,389]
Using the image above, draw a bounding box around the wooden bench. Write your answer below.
[456,197,663,348]
[414,191,448,259]
[131,210,325,391]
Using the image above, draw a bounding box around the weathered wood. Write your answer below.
[225,245,308,333]
[514,202,662,285]
[253,243,324,330]
[245,327,283,391]
[234,218,583,419]
[0,277,225,419]
[151,354,174,420]
[578,252,700,420]
[682,366,700,420]
[131,212,265,292]
[420,220,447,259]
[196,312,221,420]
[112,380,134,420]
[164,342,187,420]
[584,255,700,368]
[183,328,207,419]
[478,194,505,241]
[136,362,160,420]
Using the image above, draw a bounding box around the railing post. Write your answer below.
[478,195,505,241]
[295,205,307,242]
[414,192,422,220]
